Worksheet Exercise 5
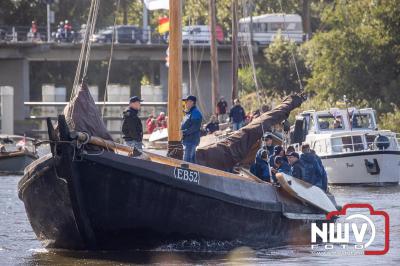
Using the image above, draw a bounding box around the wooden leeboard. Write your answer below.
[149,128,168,142]
[276,173,337,213]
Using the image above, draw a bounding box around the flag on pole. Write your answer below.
[144,0,169,10]
[158,17,170,34]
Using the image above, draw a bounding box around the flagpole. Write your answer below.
[167,0,183,159]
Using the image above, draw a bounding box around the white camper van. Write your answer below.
[239,13,305,45]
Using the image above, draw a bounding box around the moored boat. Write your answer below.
[291,108,400,185]
[0,135,38,175]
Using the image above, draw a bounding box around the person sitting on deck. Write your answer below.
[273,156,291,175]
[262,134,275,156]
[146,115,157,134]
[269,145,286,182]
[287,152,305,180]
[205,115,219,134]
[156,112,167,128]
[250,149,271,182]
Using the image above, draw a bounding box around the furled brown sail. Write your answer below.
[64,82,113,141]
[196,94,306,171]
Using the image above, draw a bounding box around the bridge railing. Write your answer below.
[24,101,167,140]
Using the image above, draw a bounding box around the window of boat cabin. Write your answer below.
[269,22,302,32]
[351,113,375,129]
[331,135,364,153]
[317,115,344,131]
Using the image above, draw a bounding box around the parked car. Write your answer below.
[182,25,224,45]
[92,25,144,44]
[239,13,305,45]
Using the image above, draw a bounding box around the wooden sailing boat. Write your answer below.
[18,0,337,250]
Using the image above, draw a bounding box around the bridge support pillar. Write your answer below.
[0,59,30,134]
[0,86,14,134]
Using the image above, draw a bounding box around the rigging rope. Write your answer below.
[102,0,121,118]
[278,0,304,92]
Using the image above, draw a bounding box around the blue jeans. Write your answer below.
[183,143,197,163]
[125,140,143,151]
[232,121,244,131]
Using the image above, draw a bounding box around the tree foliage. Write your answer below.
[304,0,400,112]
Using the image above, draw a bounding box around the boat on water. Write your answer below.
[18,0,338,251]
[0,135,38,175]
[18,91,338,250]
[291,108,400,185]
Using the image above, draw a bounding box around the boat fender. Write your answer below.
[364,159,380,175]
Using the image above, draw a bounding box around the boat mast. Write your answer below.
[231,0,239,102]
[167,0,183,159]
[209,0,220,113]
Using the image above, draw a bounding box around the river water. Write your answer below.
[0,174,399,265]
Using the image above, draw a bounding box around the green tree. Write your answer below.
[304,0,400,112]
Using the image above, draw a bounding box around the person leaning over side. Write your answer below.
[122,96,144,151]
[181,95,203,163]
[229,99,246,130]
[300,143,324,188]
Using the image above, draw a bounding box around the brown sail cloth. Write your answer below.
[64,82,113,141]
[196,94,306,171]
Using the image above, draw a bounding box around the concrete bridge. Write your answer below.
[0,42,264,134]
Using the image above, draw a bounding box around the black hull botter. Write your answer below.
[18,116,335,250]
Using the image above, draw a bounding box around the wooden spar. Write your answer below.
[231,0,239,102]
[167,0,183,159]
[209,0,220,111]
[72,132,262,183]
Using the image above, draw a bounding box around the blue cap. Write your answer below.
[129,96,143,103]
[287,152,300,159]
[183,95,197,103]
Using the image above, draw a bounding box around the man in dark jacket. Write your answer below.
[229,99,246,130]
[216,97,228,123]
[181,95,203,163]
[122,96,143,151]
[287,152,305,180]
[250,149,271,182]
[300,144,324,188]
[311,149,328,191]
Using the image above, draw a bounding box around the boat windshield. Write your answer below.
[351,113,375,129]
[317,115,344,131]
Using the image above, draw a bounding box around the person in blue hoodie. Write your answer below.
[262,134,275,156]
[229,99,246,130]
[250,149,271,182]
[300,144,324,188]
[181,95,203,163]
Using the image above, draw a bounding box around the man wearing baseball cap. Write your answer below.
[181,95,203,163]
[122,96,144,151]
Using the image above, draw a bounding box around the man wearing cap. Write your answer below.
[287,152,305,181]
[181,95,203,163]
[122,96,144,151]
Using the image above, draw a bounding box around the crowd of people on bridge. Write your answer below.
[250,134,328,191]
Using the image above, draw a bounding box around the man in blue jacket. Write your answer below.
[181,95,203,163]
[250,149,271,182]
[300,144,324,189]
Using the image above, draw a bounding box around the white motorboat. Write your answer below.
[291,108,400,185]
